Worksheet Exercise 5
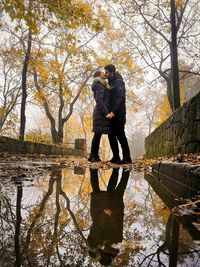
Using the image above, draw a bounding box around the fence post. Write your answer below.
[75,139,87,157]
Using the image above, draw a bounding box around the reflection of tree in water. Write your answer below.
[0,168,92,266]
[138,214,200,267]
[0,181,23,266]
[15,183,23,267]
[138,172,200,267]
[22,167,90,266]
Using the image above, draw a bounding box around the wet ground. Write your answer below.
[0,159,199,267]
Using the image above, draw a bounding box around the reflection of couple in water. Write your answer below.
[87,168,130,266]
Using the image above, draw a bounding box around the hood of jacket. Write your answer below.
[92,77,111,91]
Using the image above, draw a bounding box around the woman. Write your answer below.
[88,71,111,162]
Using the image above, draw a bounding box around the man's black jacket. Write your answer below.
[108,72,126,120]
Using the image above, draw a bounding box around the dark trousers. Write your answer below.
[110,118,131,159]
[90,118,131,159]
[90,133,119,158]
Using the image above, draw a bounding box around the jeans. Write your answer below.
[110,118,131,159]
[90,133,119,158]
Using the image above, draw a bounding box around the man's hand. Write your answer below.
[110,112,115,118]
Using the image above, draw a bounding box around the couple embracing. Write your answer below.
[88,64,132,164]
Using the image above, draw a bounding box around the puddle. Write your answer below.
[0,164,199,266]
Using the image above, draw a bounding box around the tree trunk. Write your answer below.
[19,29,32,140]
[51,127,59,144]
[170,0,180,111]
[57,127,64,144]
[51,122,63,144]
[167,77,173,110]
[0,120,4,130]
[166,215,180,267]
[80,115,87,141]
[57,83,64,144]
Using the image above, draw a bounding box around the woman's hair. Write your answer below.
[93,70,101,78]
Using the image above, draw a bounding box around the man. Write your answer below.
[104,64,132,164]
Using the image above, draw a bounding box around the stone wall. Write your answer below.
[0,136,86,157]
[145,162,200,208]
[145,92,200,158]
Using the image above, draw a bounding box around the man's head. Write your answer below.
[104,64,116,79]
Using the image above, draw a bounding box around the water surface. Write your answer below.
[0,163,199,266]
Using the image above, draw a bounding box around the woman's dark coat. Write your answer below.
[92,77,111,134]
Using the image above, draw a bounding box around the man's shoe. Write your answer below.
[88,156,101,162]
[109,157,121,164]
[121,157,132,164]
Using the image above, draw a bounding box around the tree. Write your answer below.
[0,45,21,131]
[170,0,180,110]
[20,26,32,140]
[1,0,103,140]
[107,0,200,111]
[31,29,98,143]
